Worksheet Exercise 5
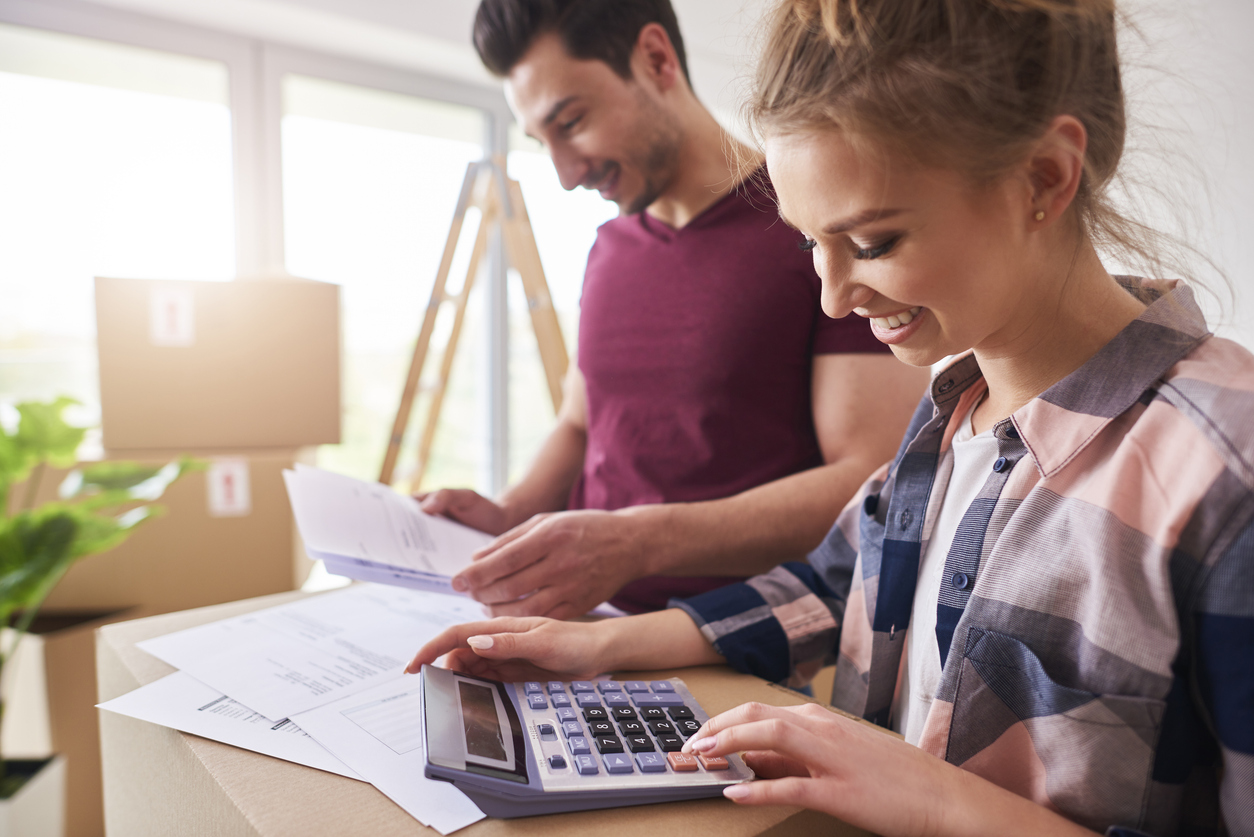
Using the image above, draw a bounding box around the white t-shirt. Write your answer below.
[892,402,1001,745]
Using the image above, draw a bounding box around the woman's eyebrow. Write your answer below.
[823,208,905,234]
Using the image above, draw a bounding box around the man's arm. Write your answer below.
[418,365,588,535]
[456,353,929,617]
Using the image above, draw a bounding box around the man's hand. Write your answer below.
[451,509,652,619]
[417,489,516,537]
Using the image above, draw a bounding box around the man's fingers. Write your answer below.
[470,516,543,562]
[458,527,552,592]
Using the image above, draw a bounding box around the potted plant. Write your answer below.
[0,397,197,835]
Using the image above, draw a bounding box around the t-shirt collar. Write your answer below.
[927,279,1211,477]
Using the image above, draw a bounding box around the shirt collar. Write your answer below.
[927,279,1211,477]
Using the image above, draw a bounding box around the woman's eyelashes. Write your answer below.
[797,236,817,252]
[853,235,901,260]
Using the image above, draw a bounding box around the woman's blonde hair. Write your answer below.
[749,0,1217,299]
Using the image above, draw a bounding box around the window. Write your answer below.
[0,23,234,427]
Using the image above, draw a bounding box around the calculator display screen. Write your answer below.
[459,681,507,761]
[449,674,528,783]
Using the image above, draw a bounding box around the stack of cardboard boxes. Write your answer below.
[7,276,341,836]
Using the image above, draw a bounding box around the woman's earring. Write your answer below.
[1034,210,1046,222]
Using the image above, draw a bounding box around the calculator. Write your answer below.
[419,665,753,817]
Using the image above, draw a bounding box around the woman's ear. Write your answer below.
[1026,115,1088,227]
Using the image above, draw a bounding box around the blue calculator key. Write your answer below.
[537,723,556,739]
[574,754,598,775]
[555,707,578,722]
[636,752,667,773]
[528,694,548,710]
[623,681,650,693]
[649,681,675,693]
[547,681,566,694]
[570,681,595,692]
[597,681,622,693]
[548,754,567,770]
[568,736,591,755]
[630,692,683,707]
[603,753,634,774]
[550,693,572,708]
[561,721,584,738]
[604,692,630,706]
[524,682,544,694]
[576,692,602,707]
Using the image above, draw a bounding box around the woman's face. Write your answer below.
[766,129,1036,369]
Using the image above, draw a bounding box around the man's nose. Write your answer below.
[549,144,588,192]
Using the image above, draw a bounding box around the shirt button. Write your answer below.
[951,572,970,590]
[938,379,955,393]
[993,457,1008,472]
[899,509,913,529]
[864,494,879,516]
[1005,425,1020,440]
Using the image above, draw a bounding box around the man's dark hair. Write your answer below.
[473,0,690,84]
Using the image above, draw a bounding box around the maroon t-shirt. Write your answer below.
[571,175,889,613]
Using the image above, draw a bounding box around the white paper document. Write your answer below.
[138,584,485,720]
[293,676,486,835]
[284,465,493,593]
[98,672,361,780]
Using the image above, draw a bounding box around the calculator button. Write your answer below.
[603,753,634,774]
[555,707,578,722]
[635,752,668,773]
[595,736,624,754]
[656,734,684,752]
[676,720,703,737]
[604,693,630,706]
[649,681,675,693]
[583,707,609,722]
[570,681,595,692]
[667,752,699,772]
[548,755,567,770]
[527,694,548,710]
[666,706,695,721]
[524,682,544,694]
[625,735,654,753]
[547,681,566,694]
[698,755,730,771]
[575,754,598,775]
[550,693,572,708]
[588,720,615,737]
[647,720,676,736]
[562,721,584,738]
[619,721,645,736]
[537,723,556,739]
[597,681,622,693]
[631,693,683,707]
[611,707,637,721]
[576,692,603,707]
[568,736,591,755]
[640,707,667,722]
[624,681,650,693]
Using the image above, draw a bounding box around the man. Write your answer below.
[421,0,928,618]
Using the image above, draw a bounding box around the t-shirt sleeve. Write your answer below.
[814,309,893,355]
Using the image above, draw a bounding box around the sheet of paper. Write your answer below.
[138,584,485,720]
[293,676,486,835]
[284,465,493,580]
[98,671,361,780]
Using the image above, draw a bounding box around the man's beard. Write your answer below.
[619,95,682,215]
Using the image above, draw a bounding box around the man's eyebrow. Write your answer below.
[823,208,905,234]
[541,96,579,128]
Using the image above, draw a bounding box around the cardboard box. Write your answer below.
[95,276,341,451]
[20,449,316,614]
[4,609,146,837]
[96,592,876,837]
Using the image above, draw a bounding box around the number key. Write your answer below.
[619,720,645,736]
[625,735,654,753]
[647,720,675,736]
[596,736,624,754]
[583,706,609,722]
[640,707,667,722]
[675,719,702,737]
[588,720,614,737]
[656,734,684,752]
[611,706,636,721]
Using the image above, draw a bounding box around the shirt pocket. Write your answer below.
[947,628,1165,833]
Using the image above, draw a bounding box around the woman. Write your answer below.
[409,1,1252,834]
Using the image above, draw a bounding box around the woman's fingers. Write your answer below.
[404,617,540,673]
[740,749,812,779]
[723,775,815,808]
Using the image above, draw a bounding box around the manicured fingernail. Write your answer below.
[467,635,493,650]
[451,576,468,592]
[690,735,716,752]
[723,784,751,801]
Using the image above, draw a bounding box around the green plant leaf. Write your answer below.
[13,398,85,469]
[0,510,79,610]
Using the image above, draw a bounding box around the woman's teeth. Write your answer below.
[872,307,922,330]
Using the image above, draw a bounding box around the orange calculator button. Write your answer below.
[666,752,699,772]
[697,754,729,770]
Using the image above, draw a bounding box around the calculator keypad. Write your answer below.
[522,676,750,791]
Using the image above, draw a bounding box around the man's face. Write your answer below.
[506,33,681,215]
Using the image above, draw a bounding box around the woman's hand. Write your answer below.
[405,616,608,682]
[684,702,1097,837]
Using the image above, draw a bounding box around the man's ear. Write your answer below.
[1025,115,1088,227]
[632,22,683,93]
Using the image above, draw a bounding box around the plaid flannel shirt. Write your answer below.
[674,280,1254,836]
